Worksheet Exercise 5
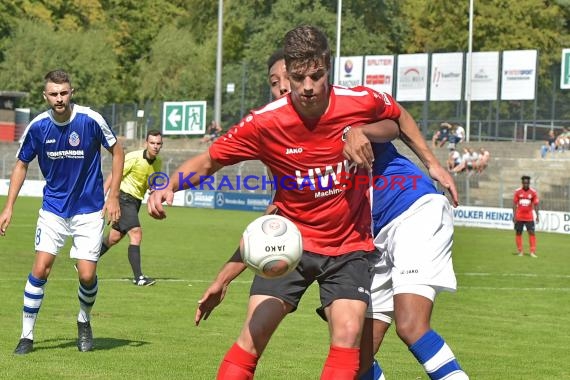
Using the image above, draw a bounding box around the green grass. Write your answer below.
[1,196,569,379]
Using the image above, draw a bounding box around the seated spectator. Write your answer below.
[540,130,556,158]
[453,123,465,145]
[555,127,570,152]
[447,146,462,172]
[476,147,490,174]
[432,122,451,148]
[452,147,477,175]
[201,121,222,144]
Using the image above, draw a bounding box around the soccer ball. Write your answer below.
[240,215,303,279]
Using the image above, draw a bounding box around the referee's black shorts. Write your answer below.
[112,191,142,234]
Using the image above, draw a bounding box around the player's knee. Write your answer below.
[395,317,429,346]
[78,270,97,286]
[128,228,142,244]
[330,318,363,347]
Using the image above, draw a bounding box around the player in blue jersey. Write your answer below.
[339,126,469,380]
[0,69,124,355]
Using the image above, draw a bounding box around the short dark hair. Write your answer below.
[521,175,531,182]
[267,49,285,74]
[44,70,71,86]
[283,25,331,72]
[146,129,162,140]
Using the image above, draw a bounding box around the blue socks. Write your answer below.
[409,329,468,379]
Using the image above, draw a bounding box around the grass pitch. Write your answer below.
[0,196,569,379]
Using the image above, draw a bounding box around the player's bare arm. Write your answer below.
[396,105,459,206]
[147,151,224,219]
[195,249,247,326]
[342,120,400,169]
[0,160,28,236]
[195,204,279,325]
[102,143,124,224]
[102,173,112,197]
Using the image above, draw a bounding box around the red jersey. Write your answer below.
[513,187,539,221]
[209,86,401,256]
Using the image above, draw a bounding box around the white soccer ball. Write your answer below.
[240,215,303,279]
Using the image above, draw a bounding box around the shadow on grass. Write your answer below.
[34,337,149,352]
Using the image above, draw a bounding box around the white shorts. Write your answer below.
[35,209,104,261]
[367,194,457,322]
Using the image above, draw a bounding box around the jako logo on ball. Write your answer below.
[240,215,303,279]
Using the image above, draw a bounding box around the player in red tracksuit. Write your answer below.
[513,175,540,257]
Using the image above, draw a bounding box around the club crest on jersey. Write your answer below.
[69,131,80,147]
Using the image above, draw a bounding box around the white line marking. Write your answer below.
[457,272,570,278]
[460,287,570,291]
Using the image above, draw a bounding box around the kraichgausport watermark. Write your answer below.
[148,172,423,192]
[148,172,170,191]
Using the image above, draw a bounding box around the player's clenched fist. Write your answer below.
[147,188,174,219]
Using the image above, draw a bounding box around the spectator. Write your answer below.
[432,122,451,148]
[452,123,465,145]
[540,130,556,158]
[476,147,490,174]
[555,127,570,152]
[447,146,462,172]
[452,147,477,174]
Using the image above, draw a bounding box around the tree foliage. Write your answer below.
[0,19,120,111]
[1,0,570,123]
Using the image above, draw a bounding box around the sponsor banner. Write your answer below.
[467,51,499,101]
[500,50,537,100]
[184,190,215,209]
[0,179,45,197]
[452,206,513,229]
[452,206,570,234]
[214,192,272,212]
[396,53,428,101]
[430,52,463,101]
[363,55,394,95]
[335,56,364,88]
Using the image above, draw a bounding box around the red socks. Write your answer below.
[515,235,523,252]
[320,345,360,380]
[216,343,359,379]
[217,343,258,380]
[529,235,536,253]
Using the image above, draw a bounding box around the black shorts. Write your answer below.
[249,250,372,313]
[514,221,535,233]
[112,191,142,234]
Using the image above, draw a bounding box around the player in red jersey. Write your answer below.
[513,175,540,257]
[148,25,400,379]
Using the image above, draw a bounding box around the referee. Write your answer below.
[100,129,163,285]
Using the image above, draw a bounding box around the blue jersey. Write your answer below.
[17,105,117,218]
[371,142,439,236]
